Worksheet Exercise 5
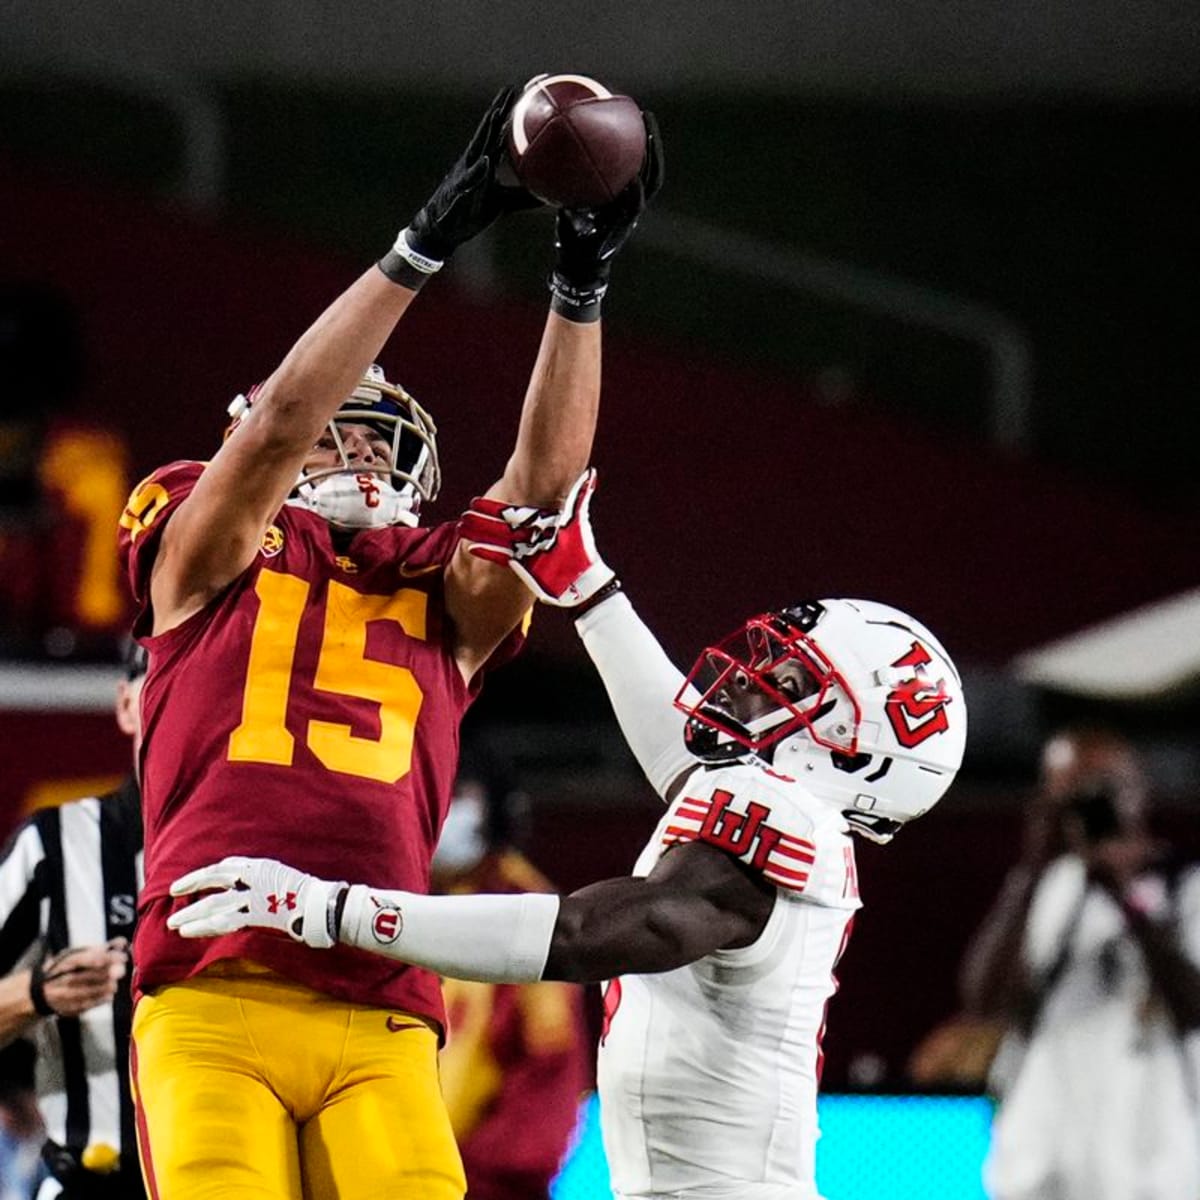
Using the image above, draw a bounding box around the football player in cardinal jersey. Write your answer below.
[167,471,965,1200]
[119,89,662,1200]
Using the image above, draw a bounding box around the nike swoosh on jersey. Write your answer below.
[385,1015,421,1032]
[397,562,443,578]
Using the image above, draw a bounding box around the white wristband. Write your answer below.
[340,887,560,983]
[393,228,444,275]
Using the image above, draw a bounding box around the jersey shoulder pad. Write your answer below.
[118,460,206,606]
[662,763,824,894]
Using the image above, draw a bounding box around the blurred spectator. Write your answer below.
[0,281,130,659]
[0,1041,42,1200]
[0,640,146,1199]
[434,751,590,1200]
[959,726,1200,1200]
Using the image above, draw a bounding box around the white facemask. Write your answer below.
[292,472,418,529]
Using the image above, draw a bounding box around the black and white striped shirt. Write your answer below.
[0,779,143,1168]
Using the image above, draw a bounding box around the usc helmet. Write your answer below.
[227,364,440,528]
[675,599,966,843]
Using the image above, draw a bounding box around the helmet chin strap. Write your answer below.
[293,473,419,529]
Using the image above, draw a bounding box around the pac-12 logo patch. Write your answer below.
[370,900,403,944]
[260,524,285,557]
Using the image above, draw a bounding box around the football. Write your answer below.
[506,73,646,207]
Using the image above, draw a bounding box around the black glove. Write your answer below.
[379,86,541,290]
[549,111,665,322]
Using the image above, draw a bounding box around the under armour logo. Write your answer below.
[267,892,298,913]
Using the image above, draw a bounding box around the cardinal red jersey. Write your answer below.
[118,460,523,1030]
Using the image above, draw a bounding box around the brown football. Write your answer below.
[506,73,646,207]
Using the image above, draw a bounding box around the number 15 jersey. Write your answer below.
[119,460,523,1030]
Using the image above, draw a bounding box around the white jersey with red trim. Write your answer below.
[597,762,862,1200]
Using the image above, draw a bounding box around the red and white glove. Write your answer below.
[167,856,344,949]
[459,468,616,608]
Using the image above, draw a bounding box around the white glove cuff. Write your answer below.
[565,560,616,606]
[339,887,561,983]
[300,878,342,949]
[395,228,444,275]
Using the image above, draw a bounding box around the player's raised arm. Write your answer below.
[445,116,664,678]
[147,87,531,634]
[460,469,696,800]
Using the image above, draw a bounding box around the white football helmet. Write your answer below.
[675,599,967,843]
[227,364,440,529]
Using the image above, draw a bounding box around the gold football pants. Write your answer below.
[131,967,464,1200]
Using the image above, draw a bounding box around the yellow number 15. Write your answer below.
[228,570,427,785]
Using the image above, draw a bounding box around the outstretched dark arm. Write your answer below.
[169,838,777,984]
[543,840,776,982]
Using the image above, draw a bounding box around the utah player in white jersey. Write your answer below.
[167,471,967,1200]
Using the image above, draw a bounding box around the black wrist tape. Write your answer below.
[332,886,350,942]
[29,956,56,1017]
[548,275,606,324]
[573,577,623,617]
[378,251,433,292]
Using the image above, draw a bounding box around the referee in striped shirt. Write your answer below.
[0,642,146,1200]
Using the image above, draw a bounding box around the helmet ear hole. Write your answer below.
[830,751,873,775]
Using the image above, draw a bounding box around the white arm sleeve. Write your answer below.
[339,887,561,983]
[575,592,697,800]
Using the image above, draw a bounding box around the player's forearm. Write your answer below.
[576,593,695,800]
[338,886,560,983]
[255,266,418,449]
[493,314,600,506]
[149,268,422,627]
[0,970,39,1048]
[335,875,722,985]
[545,877,734,980]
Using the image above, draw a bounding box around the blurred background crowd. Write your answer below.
[2,4,1198,1197]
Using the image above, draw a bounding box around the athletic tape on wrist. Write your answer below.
[29,956,56,1017]
[378,228,444,290]
[573,577,623,616]
[549,275,606,323]
[330,885,350,944]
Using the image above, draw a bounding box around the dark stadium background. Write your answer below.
[3,2,1198,1101]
